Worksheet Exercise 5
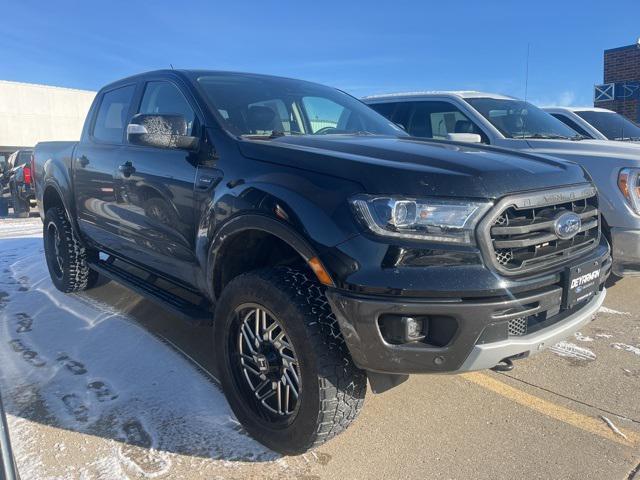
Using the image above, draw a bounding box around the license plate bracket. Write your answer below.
[564,259,601,309]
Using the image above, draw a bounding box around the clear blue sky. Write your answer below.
[2,1,639,106]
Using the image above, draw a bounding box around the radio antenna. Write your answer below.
[170,63,175,70]
[524,43,530,103]
[521,43,531,139]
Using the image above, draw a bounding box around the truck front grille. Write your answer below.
[479,185,600,275]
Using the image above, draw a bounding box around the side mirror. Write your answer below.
[446,133,482,144]
[127,113,199,150]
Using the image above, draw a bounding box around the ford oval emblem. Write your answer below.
[554,211,582,240]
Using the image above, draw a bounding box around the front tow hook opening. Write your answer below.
[491,358,515,372]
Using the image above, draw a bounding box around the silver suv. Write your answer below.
[364,91,640,276]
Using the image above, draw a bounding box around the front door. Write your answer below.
[113,80,200,286]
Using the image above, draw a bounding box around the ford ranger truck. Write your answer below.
[34,71,610,454]
[364,91,640,277]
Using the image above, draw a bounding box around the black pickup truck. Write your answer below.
[2,149,34,217]
[34,70,611,454]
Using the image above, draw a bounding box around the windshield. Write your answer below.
[575,110,640,141]
[196,74,405,138]
[465,98,581,139]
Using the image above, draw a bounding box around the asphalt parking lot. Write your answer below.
[0,215,639,480]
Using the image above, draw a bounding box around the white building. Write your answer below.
[0,80,96,161]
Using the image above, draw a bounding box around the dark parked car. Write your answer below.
[3,148,34,217]
[34,70,610,454]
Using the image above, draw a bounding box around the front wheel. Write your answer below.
[43,207,99,293]
[214,267,367,455]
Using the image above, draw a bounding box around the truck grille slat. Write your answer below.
[491,206,598,235]
[493,219,599,249]
[480,185,600,275]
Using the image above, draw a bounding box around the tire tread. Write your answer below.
[44,207,98,292]
[253,267,367,451]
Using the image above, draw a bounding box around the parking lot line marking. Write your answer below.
[462,372,639,447]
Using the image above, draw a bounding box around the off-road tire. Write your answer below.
[214,267,367,455]
[10,184,29,218]
[43,206,99,293]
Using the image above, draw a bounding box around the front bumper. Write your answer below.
[610,227,640,276]
[459,288,605,371]
[327,246,611,375]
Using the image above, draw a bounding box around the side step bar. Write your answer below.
[89,258,213,326]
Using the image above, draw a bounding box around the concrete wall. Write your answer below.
[0,80,96,149]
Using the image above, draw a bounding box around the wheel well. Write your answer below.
[214,230,313,298]
[43,186,64,213]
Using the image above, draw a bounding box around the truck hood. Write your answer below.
[524,138,640,167]
[238,135,590,199]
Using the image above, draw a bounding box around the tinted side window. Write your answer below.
[17,151,32,166]
[406,101,487,142]
[302,96,346,133]
[139,81,196,135]
[549,114,593,138]
[92,85,136,144]
[369,102,397,120]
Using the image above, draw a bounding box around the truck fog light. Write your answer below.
[405,317,423,339]
[379,315,428,344]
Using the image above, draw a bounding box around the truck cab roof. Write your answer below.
[363,91,516,102]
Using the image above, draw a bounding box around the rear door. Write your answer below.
[112,78,201,285]
[74,84,136,251]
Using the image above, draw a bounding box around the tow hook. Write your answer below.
[491,358,514,372]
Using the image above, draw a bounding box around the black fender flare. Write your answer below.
[206,214,319,301]
[41,180,82,238]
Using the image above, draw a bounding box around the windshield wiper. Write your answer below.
[269,130,307,138]
[351,130,377,136]
[240,131,304,140]
[522,133,572,140]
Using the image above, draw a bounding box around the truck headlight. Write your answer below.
[350,195,492,245]
[618,168,640,214]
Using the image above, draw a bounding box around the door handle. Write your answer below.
[77,156,89,167]
[118,162,136,178]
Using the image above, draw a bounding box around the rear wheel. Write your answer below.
[214,267,367,454]
[0,196,8,217]
[10,184,29,218]
[43,206,99,293]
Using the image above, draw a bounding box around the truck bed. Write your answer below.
[33,141,78,219]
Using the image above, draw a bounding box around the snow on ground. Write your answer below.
[548,341,597,362]
[611,343,640,357]
[598,306,631,316]
[0,216,43,237]
[0,219,315,479]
